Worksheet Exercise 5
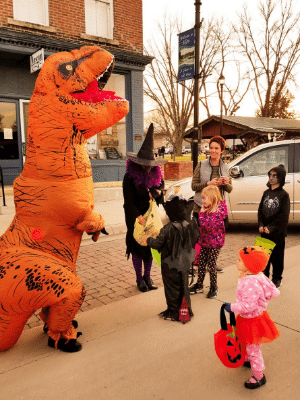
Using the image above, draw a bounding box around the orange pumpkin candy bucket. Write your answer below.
[214,304,246,368]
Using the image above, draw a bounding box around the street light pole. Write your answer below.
[192,0,202,171]
[219,74,225,137]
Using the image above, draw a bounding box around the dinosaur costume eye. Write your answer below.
[58,60,78,79]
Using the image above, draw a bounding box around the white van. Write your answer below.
[165,139,300,224]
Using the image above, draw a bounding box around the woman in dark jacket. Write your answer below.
[123,124,167,292]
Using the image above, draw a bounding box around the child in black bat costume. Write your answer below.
[147,194,199,322]
[258,164,290,288]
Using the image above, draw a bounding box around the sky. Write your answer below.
[142,0,300,119]
[143,0,252,35]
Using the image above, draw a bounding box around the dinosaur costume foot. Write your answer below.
[43,319,78,334]
[48,336,82,352]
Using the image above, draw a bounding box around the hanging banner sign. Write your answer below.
[30,48,44,73]
[178,29,195,82]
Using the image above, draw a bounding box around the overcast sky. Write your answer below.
[143,0,252,36]
[143,0,300,118]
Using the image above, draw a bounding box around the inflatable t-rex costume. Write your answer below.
[0,46,129,352]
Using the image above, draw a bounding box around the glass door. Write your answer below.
[0,99,23,185]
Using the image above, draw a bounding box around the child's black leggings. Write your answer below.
[196,247,220,290]
[261,232,285,282]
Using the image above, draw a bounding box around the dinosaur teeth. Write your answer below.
[97,57,114,82]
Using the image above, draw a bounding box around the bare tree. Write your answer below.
[211,21,254,117]
[144,15,243,153]
[255,81,298,118]
[196,18,227,117]
[215,59,253,116]
[234,0,300,117]
[144,15,194,156]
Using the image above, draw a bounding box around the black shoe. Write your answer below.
[43,319,78,334]
[189,282,204,294]
[207,288,218,299]
[137,279,149,292]
[243,361,251,368]
[48,334,82,353]
[143,276,158,290]
[244,375,266,389]
[158,309,179,321]
[216,266,224,273]
[272,279,282,288]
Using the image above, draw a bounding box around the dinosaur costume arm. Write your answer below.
[75,210,105,233]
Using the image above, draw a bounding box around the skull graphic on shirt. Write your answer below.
[263,196,280,212]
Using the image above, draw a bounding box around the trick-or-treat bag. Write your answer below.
[214,304,246,368]
[133,200,163,246]
[254,236,276,255]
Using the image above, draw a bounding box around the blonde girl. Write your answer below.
[190,186,227,298]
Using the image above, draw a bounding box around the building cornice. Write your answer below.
[0,27,153,67]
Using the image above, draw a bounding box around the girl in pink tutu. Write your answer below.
[224,246,280,389]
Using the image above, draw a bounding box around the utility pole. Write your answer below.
[219,74,225,136]
[192,1,202,171]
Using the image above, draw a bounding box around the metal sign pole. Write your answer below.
[193,1,202,171]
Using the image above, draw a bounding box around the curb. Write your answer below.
[81,223,127,245]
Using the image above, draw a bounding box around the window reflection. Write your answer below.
[0,102,19,160]
[87,73,127,160]
[237,146,288,177]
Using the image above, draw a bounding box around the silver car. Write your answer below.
[165,139,300,224]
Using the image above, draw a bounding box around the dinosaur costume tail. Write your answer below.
[0,248,85,351]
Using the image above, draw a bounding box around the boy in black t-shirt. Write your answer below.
[258,164,290,288]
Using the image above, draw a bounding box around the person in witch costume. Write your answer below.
[146,194,199,322]
[123,123,168,292]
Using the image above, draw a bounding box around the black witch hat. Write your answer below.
[126,123,168,166]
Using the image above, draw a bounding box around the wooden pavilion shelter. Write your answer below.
[184,115,300,149]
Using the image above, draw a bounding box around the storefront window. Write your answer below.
[18,75,126,162]
[87,73,126,160]
[0,101,19,160]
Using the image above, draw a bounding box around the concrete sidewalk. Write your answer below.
[1,244,300,400]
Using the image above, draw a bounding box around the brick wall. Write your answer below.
[49,0,86,39]
[0,0,13,26]
[0,0,143,53]
[114,0,143,53]
[164,161,193,181]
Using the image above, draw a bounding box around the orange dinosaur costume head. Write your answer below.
[0,46,129,352]
[25,45,128,180]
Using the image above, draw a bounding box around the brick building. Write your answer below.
[0,0,152,184]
